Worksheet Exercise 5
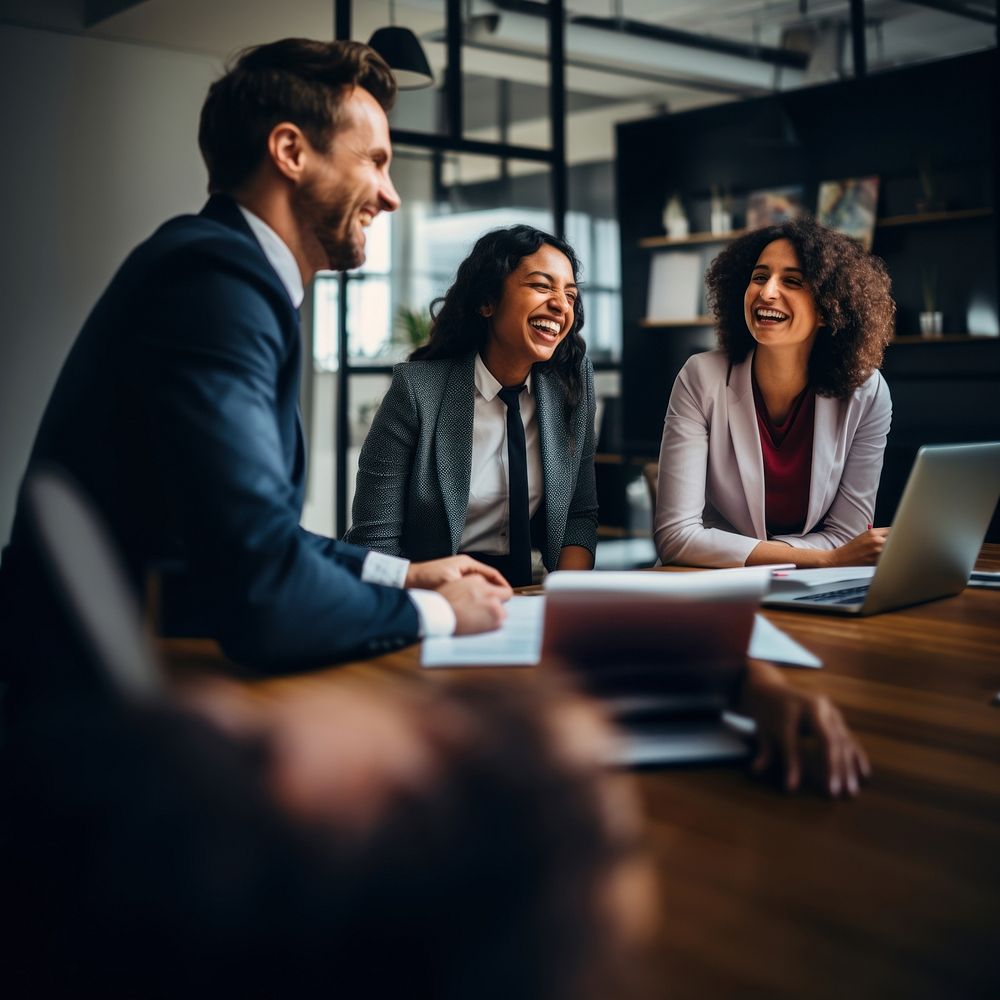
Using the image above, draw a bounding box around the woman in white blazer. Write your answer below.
[654,217,895,568]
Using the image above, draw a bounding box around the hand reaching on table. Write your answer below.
[405,556,512,635]
[740,660,871,797]
[406,554,511,591]
[438,575,511,634]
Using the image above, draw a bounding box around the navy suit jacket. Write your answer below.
[0,196,418,676]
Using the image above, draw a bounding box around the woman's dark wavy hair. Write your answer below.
[705,215,895,398]
[410,225,587,424]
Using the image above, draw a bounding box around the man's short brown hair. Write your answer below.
[198,38,397,194]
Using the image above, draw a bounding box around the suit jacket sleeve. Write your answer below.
[653,360,761,567]
[343,366,418,556]
[560,359,599,554]
[139,251,418,670]
[772,373,892,550]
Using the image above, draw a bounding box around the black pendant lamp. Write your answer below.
[367,0,434,90]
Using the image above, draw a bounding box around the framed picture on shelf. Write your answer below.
[817,176,880,250]
[746,186,805,229]
[646,251,705,321]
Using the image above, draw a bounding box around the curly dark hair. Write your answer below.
[411,225,587,424]
[705,216,895,398]
[199,38,397,193]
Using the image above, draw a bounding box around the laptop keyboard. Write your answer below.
[795,585,870,605]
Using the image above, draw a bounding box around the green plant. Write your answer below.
[921,267,938,313]
[394,305,432,350]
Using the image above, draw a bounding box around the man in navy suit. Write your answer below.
[0,38,509,689]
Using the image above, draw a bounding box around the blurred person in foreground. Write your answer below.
[0,674,657,1000]
[0,38,510,703]
[0,657,867,1000]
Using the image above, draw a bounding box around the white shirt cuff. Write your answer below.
[408,589,457,638]
[361,550,410,588]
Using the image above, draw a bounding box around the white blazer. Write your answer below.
[653,349,892,567]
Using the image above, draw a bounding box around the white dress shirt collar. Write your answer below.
[474,352,534,401]
[236,204,305,309]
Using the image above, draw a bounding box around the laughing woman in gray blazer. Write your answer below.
[654,217,896,569]
[346,225,597,586]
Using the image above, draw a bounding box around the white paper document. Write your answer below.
[421,595,544,667]
[748,614,822,669]
[546,567,773,599]
[767,566,876,592]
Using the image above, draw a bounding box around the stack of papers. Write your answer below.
[421,596,544,667]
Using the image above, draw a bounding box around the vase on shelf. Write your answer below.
[710,207,732,234]
[919,267,942,337]
[919,311,943,338]
[662,194,689,239]
[710,185,732,235]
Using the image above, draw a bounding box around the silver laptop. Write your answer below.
[763,442,1000,616]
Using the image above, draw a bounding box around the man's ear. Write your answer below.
[267,122,309,183]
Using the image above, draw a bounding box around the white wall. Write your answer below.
[0,24,221,538]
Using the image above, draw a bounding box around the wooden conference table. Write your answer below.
[162,546,1000,1000]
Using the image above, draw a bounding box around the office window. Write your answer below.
[565,209,621,363]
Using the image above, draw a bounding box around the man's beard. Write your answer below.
[293,177,364,272]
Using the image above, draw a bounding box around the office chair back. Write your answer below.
[23,466,165,701]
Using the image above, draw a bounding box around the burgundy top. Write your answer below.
[752,377,816,536]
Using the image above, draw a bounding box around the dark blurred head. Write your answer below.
[0,677,653,1000]
[198,38,396,194]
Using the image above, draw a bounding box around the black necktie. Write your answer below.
[497,385,532,587]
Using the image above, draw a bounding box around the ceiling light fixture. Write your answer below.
[367,0,435,90]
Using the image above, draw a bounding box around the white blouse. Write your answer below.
[459,354,543,554]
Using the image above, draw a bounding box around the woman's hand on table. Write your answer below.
[741,660,871,798]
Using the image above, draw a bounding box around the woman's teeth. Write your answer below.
[530,319,560,335]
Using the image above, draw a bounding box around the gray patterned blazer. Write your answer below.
[345,351,598,570]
